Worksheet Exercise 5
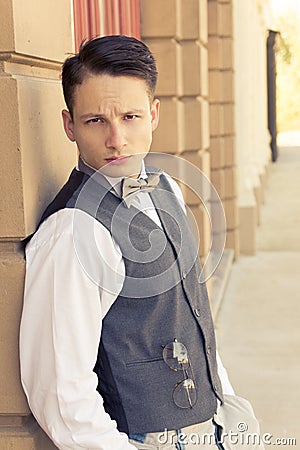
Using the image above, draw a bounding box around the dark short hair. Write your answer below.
[62,35,158,117]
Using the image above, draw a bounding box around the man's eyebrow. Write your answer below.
[79,108,146,120]
[79,113,105,120]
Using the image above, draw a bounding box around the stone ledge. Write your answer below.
[0,52,62,80]
[0,414,57,449]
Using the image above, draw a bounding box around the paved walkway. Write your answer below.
[215,146,300,448]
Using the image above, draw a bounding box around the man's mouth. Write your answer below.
[104,155,131,165]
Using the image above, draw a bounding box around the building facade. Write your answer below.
[0,0,273,447]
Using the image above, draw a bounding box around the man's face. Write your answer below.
[62,74,160,177]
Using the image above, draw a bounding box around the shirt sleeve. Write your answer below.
[20,209,137,450]
[216,350,235,395]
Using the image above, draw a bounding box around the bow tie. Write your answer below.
[120,173,161,207]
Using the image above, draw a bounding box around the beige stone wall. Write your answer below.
[207,0,239,257]
[141,0,238,263]
[233,0,272,255]
[0,0,75,448]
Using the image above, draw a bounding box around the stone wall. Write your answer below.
[141,0,239,262]
[0,0,75,447]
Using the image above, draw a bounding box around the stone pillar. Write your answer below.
[233,0,271,254]
[208,0,239,258]
[141,0,215,262]
[0,0,75,448]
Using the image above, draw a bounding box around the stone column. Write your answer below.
[0,0,75,448]
[233,0,271,254]
[141,0,217,263]
[208,0,239,258]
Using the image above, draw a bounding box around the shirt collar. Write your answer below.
[103,160,147,197]
[77,157,148,198]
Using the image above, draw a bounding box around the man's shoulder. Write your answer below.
[26,209,76,251]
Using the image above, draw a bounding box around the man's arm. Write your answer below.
[20,209,136,450]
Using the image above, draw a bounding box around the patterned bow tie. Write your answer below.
[120,173,161,207]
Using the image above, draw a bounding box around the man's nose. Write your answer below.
[105,123,127,152]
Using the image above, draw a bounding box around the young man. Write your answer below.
[20,36,264,449]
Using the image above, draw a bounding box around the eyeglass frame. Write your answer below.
[162,338,197,409]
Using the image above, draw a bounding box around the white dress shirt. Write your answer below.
[20,166,234,450]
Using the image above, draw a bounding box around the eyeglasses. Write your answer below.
[162,339,197,409]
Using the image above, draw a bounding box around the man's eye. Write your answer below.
[124,114,137,121]
[87,118,104,124]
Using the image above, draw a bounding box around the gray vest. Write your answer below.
[36,165,224,435]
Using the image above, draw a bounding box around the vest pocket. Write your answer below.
[126,356,164,367]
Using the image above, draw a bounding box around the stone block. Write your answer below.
[221,37,233,69]
[183,182,200,206]
[182,98,209,151]
[219,2,233,37]
[182,42,208,97]
[208,70,222,103]
[0,251,28,414]
[2,0,73,61]
[222,70,234,103]
[211,168,225,199]
[223,103,235,135]
[188,204,212,259]
[201,99,210,149]
[0,415,57,449]
[209,137,225,169]
[208,0,219,36]
[183,150,210,177]
[207,196,226,236]
[209,103,224,137]
[0,77,25,238]
[141,0,177,38]
[151,98,184,153]
[224,166,237,198]
[0,0,14,50]
[208,36,222,69]
[181,150,211,205]
[146,39,183,96]
[223,136,236,166]
[17,75,76,237]
[178,0,199,40]
[182,41,201,96]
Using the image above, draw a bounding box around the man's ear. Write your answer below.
[62,109,76,142]
[151,99,160,132]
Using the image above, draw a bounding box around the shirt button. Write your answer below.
[194,308,201,317]
[182,271,187,279]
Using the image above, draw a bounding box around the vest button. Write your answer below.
[194,308,201,317]
[182,271,187,279]
[206,346,211,355]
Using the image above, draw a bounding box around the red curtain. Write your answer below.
[73,0,141,51]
